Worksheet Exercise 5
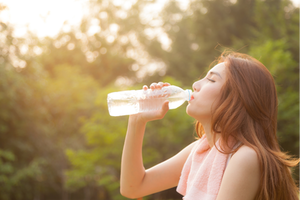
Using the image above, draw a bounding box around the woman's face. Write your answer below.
[186,62,227,122]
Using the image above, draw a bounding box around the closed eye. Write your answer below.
[206,78,215,82]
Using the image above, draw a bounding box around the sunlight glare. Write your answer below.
[292,0,300,6]
[0,0,89,38]
[109,24,119,33]
[87,18,101,36]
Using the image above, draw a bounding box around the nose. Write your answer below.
[192,80,201,92]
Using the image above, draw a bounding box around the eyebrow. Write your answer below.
[208,71,222,79]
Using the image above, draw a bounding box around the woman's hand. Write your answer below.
[130,82,171,123]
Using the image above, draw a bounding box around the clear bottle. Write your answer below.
[107,86,192,116]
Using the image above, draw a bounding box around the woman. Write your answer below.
[120,52,299,200]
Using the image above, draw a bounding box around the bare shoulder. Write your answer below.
[216,145,260,200]
[230,145,260,180]
[233,145,260,167]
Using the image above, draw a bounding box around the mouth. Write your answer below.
[189,94,194,102]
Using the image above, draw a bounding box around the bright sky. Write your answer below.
[1,0,298,39]
[0,0,90,38]
[0,0,171,38]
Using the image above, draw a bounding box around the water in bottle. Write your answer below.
[107,85,192,116]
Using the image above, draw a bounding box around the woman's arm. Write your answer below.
[120,83,196,199]
[216,146,260,200]
[121,116,196,198]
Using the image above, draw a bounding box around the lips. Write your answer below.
[189,94,195,101]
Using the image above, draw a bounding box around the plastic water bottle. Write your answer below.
[107,85,192,116]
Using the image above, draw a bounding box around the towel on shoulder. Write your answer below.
[177,134,233,200]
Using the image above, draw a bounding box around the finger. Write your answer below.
[143,85,148,90]
[150,83,157,90]
[163,82,171,86]
[158,82,164,89]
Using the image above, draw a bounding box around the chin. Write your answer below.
[186,106,209,121]
[186,105,192,116]
[186,106,198,119]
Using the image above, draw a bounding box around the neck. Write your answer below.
[202,123,221,148]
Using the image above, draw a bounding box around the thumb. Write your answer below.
[161,100,169,114]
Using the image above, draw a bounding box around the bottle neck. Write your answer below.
[185,89,192,101]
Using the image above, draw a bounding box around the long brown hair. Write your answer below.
[196,51,299,200]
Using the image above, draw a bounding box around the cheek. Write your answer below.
[186,86,221,116]
[199,86,221,103]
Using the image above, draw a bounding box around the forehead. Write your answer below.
[209,62,227,75]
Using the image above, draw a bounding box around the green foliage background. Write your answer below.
[0,0,298,199]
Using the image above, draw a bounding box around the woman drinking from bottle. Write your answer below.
[120,51,299,200]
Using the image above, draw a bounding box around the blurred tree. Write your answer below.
[65,86,128,200]
[139,0,256,86]
[38,31,135,87]
[39,64,100,199]
[0,11,49,199]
